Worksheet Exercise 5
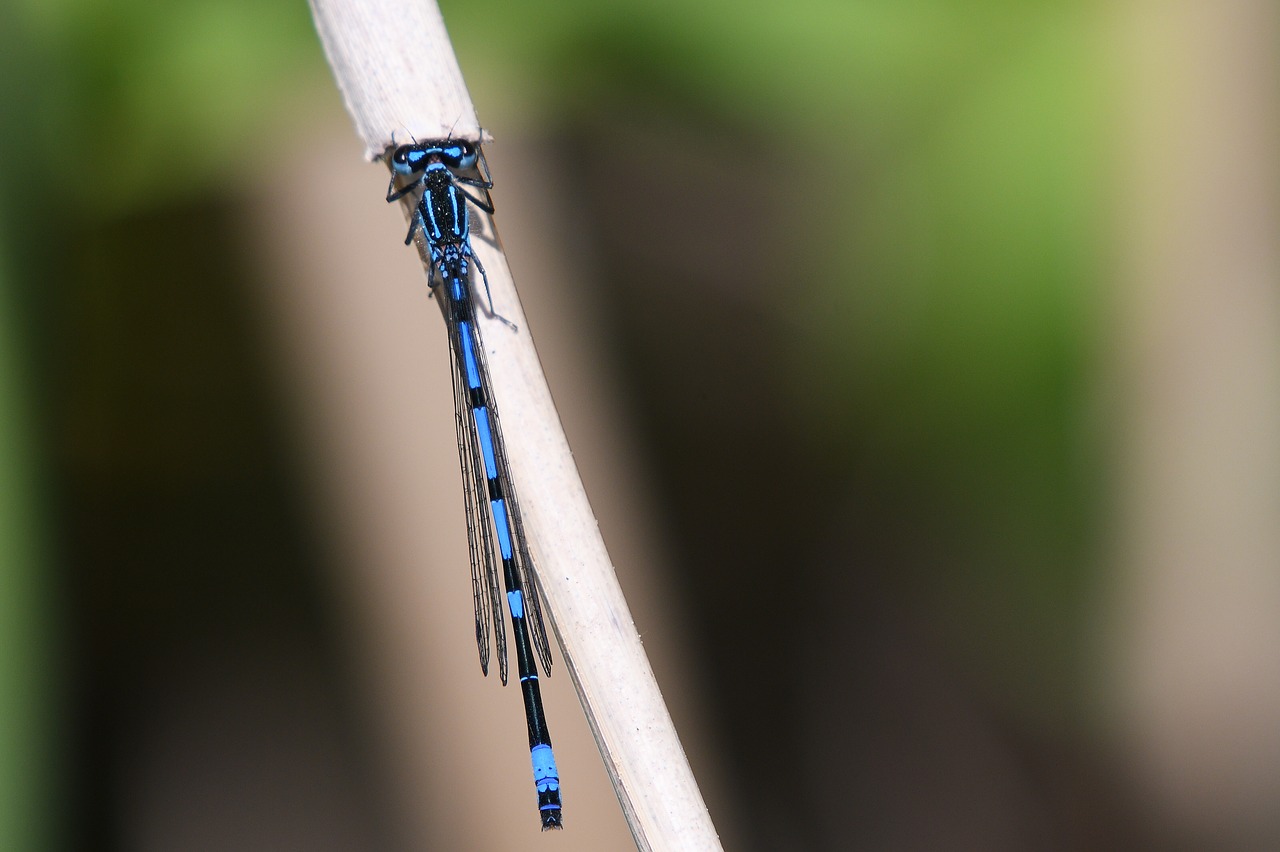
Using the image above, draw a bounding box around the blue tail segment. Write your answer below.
[385,139,562,830]
[531,743,562,826]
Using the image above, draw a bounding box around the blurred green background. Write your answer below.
[2,0,1277,849]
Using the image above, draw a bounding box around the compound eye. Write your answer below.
[440,142,477,169]
[390,145,416,174]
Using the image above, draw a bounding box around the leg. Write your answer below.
[456,184,495,215]
[403,209,422,245]
[455,173,495,191]
[387,172,423,203]
[470,251,517,330]
[426,248,444,290]
[456,143,495,210]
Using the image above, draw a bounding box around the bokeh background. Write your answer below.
[1,0,1277,849]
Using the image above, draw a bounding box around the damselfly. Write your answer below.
[386,138,562,830]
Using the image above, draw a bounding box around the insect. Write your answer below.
[386,137,563,830]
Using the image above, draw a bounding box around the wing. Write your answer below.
[442,272,508,684]
[443,264,555,680]
[479,362,555,676]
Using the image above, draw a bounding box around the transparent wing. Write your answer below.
[482,377,554,675]
[443,281,508,684]
[460,294,554,676]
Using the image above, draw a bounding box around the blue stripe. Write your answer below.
[423,195,436,236]
[459,321,481,390]
[472,407,498,479]
[491,498,513,559]
[449,179,463,237]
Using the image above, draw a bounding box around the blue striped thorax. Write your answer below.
[421,164,468,248]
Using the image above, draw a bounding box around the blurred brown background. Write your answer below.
[0,0,1276,849]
